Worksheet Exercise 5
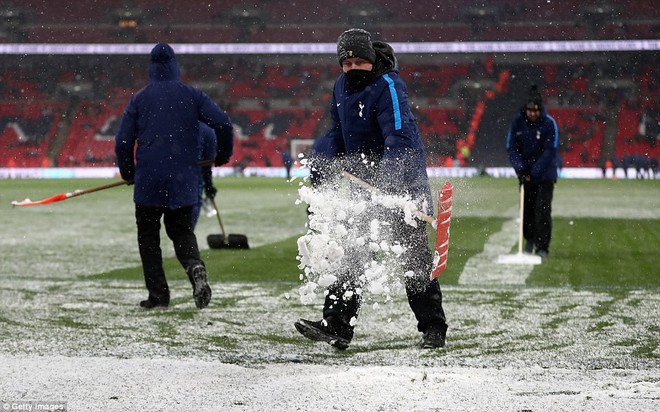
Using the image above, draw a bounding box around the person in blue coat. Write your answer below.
[506,85,559,259]
[115,43,233,310]
[294,29,448,350]
[191,123,218,229]
[280,148,294,180]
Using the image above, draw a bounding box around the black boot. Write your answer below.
[294,317,354,350]
[139,299,169,309]
[188,264,211,309]
[420,323,448,349]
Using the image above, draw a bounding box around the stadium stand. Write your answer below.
[0,0,657,170]
[0,102,63,167]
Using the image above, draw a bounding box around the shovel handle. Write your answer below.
[210,197,228,239]
[341,171,436,226]
[68,180,131,198]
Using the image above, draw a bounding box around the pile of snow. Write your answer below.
[294,156,427,314]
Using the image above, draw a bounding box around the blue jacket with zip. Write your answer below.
[314,42,432,212]
[506,106,559,183]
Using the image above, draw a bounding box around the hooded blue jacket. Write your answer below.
[314,42,432,211]
[506,106,559,183]
[115,43,233,209]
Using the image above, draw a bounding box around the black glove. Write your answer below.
[205,185,217,200]
[518,174,530,185]
[215,155,230,166]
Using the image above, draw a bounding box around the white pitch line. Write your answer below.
[458,218,534,285]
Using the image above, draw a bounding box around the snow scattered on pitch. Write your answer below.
[2,170,658,410]
[2,355,657,411]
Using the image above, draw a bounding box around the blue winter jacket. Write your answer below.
[115,43,233,209]
[198,122,217,193]
[506,107,559,183]
[191,123,218,228]
[315,43,432,211]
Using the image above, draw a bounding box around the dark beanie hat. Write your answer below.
[525,84,543,110]
[337,28,376,65]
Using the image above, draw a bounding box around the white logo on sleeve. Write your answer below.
[358,102,365,117]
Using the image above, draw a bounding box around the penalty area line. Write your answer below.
[458,218,534,286]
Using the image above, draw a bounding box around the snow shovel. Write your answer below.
[206,197,249,249]
[341,171,453,279]
[11,180,131,207]
[496,184,542,265]
[11,160,213,208]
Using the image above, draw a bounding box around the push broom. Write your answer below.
[206,197,249,250]
[496,184,542,265]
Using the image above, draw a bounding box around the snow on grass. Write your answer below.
[1,177,658,410]
[1,279,658,410]
[1,355,657,411]
[1,277,657,367]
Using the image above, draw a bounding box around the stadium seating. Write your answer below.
[551,107,605,167]
[0,102,63,167]
[0,1,657,169]
[56,100,125,167]
[615,104,660,161]
[3,0,655,44]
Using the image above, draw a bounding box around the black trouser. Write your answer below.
[135,204,204,304]
[323,212,447,334]
[522,180,555,253]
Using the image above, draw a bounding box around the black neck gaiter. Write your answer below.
[345,69,375,90]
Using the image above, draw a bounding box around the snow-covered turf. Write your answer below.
[1,178,658,411]
[1,279,658,411]
[2,356,657,411]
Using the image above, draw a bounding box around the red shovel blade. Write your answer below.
[431,181,453,279]
[11,192,68,207]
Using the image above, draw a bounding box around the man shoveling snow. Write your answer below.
[293,28,448,350]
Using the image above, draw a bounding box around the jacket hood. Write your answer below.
[148,43,180,82]
[372,41,397,76]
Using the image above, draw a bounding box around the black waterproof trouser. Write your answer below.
[323,212,447,334]
[522,180,555,253]
[135,204,204,304]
